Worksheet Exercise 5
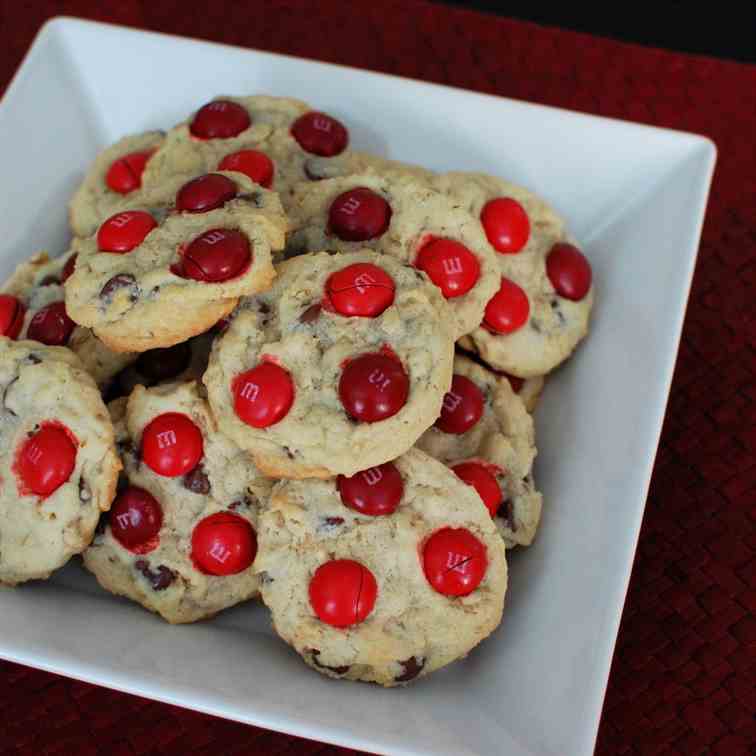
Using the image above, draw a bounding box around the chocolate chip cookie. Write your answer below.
[255,448,507,685]
[83,381,271,623]
[64,171,287,352]
[416,354,542,547]
[203,250,455,478]
[433,172,594,377]
[1,251,137,386]
[142,96,354,206]
[285,171,499,338]
[0,339,120,585]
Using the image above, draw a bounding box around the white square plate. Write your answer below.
[0,17,715,756]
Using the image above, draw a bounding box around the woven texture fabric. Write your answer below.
[0,2,754,754]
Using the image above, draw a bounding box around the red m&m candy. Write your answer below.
[26,302,76,346]
[97,211,157,253]
[190,100,250,140]
[176,229,251,283]
[338,462,404,516]
[325,263,395,317]
[546,243,592,301]
[415,239,480,299]
[191,512,257,576]
[110,486,163,553]
[16,423,77,497]
[328,188,391,242]
[423,527,488,596]
[451,462,502,517]
[339,353,409,423]
[480,197,530,254]
[105,150,154,195]
[483,277,529,334]
[141,412,203,477]
[218,150,275,188]
[309,559,377,628]
[435,374,484,434]
[233,362,294,428]
[0,295,26,339]
[176,173,237,213]
[291,111,349,157]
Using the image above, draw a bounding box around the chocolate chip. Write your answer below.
[309,649,350,676]
[299,304,321,323]
[78,478,91,503]
[550,299,559,309]
[24,354,42,365]
[100,274,137,301]
[258,302,270,315]
[283,446,295,460]
[395,656,425,683]
[182,464,210,495]
[135,341,192,383]
[134,559,176,591]
[39,275,60,287]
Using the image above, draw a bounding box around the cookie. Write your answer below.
[69,131,165,238]
[203,250,455,478]
[105,332,214,402]
[142,96,353,205]
[64,170,287,352]
[433,172,594,377]
[0,339,120,585]
[1,251,136,386]
[416,354,542,547]
[83,381,270,623]
[255,448,507,685]
[285,171,499,338]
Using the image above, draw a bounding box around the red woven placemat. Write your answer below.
[0,2,754,754]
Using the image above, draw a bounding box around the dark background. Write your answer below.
[436,2,756,62]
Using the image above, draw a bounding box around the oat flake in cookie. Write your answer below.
[435,172,594,377]
[83,381,271,623]
[204,250,455,479]
[64,170,287,353]
[69,131,165,238]
[416,354,543,548]
[286,171,499,339]
[255,448,507,686]
[1,250,137,386]
[0,339,120,585]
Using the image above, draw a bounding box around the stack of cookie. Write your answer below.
[0,95,594,686]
